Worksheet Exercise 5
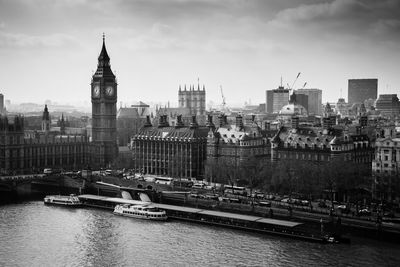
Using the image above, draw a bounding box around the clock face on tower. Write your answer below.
[93,85,100,98]
[106,86,114,96]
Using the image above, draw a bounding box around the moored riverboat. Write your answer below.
[44,194,82,207]
[323,234,351,244]
[113,204,168,221]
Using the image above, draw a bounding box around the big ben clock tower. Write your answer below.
[91,34,117,167]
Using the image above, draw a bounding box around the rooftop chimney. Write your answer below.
[206,114,215,129]
[158,115,169,128]
[189,115,198,129]
[144,115,152,127]
[175,114,184,128]
[236,114,244,130]
[164,115,169,127]
[218,114,224,127]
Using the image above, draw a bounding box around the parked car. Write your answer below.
[258,201,272,207]
[318,201,328,208]
[192,183,206,189]
[265,194,275,200]
[359,208,371,216]
[280,198,289,203]
[204,194,219,200]
[43,168,53,174]
[301,200,310,206]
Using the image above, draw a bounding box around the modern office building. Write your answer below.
[348,79,378,105]
[294,88,322,115]
[265,86,290,114]
[293,93,308,113]
[375,94,400,117]
[0,94,4,114]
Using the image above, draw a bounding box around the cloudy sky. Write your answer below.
[0,0,399,107]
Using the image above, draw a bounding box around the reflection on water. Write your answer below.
[1,201,400,267]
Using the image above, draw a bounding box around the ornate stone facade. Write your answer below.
[91,35,118,167]
[0,115,89,174]
[178,84,206,116]
[131,115,208,179]
[372,124,400,202]
[271,117,374,164]
[207,114,270,168]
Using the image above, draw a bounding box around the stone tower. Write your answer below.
[178,84,206,116]
[42,104,50,133]
[60,114,66,135]
[91,34,118,167]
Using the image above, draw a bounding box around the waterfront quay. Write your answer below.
[2,173,399,243]
[78,194,332,243]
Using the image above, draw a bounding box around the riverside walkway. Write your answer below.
[77,194,330,243]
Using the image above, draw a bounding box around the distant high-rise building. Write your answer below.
[336,98,349,117]
[178,84,206,116]
[348,79,377,105]
[265,86,290,114]
[375,94,400,117]
[0,94,4,114]
[292,93,308,113]
[294,88,322,115]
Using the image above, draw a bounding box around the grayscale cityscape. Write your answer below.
[1,0,400,266]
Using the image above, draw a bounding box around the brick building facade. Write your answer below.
[207,114,270,168]
[271,116,374,164]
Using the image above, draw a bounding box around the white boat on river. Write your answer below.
[113,204,168,221]
[44,194,82,207]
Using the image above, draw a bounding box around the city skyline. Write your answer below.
[1,0,399,106]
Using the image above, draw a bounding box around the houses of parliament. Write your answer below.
[0,36,118,174]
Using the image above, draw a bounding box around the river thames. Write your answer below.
[1,201,400,267]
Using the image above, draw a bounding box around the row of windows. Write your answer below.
[122,210,164,218]
[376,163,397,168]
[279,152,329,161]
[0,136,24,145]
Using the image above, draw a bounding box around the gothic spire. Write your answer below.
[42,104,50,121]
[98,33,110,65]
[94,33,114,78]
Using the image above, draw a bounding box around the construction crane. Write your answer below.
[289,72,301,90]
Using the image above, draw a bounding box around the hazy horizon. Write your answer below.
[1,0,399,107]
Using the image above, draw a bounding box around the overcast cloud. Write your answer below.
[0,0,399,106]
